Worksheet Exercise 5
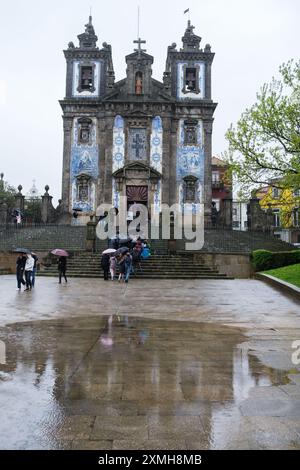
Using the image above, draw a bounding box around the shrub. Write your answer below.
[251,250,274,271]
[251,249,300,271]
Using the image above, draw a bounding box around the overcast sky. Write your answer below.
[0,0,299,203]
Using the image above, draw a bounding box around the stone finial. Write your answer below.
[77,15,98,49]
[17,185,23,194]
[204,44,211,52]
[44,185,50,194]
[181,20,201,51]
[168,43,177,52]
[68,41,75,49]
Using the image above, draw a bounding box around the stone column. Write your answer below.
[205,62,212,100]
[203,121,213,226]
[169,118,179,206]
[248,197,264,231]
[61,117,73,214]
[86,218,97,252]
[223,198,233,228]
[15,185,25,213]
[0,200,7,226]
[65,59,73,97]
[41,185,54,223]
[161,115,171,206]
[103,114,114,205]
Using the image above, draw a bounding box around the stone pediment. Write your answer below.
[103,77,173,103]
[112,162,161,179]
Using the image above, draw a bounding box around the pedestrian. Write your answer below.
[109,255,116,281]
[124,252,133,283]
[118,254,126,282]
[101,253,110,280]
[16,254,26,291]
[24,253,34,291]
[58,256,68,284]
[31,252,38,288]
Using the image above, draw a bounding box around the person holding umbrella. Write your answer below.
[51,249,69,284]
[101,253,110,280]
[58,256,68,284]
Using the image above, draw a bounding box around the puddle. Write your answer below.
[0,316,299,449]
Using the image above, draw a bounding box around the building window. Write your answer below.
[294,189,300,197]
[212,199,220,211]
[76,175,91,202]
[184,120,198,145]
[182,65,200,94]
[77,64,95,93]
[183,176,198,203]
[273,209,280,227]
[78,118,92,145]
[212,171,220,183]
[272,187,280,199]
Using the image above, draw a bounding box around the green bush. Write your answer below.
[251,249,300,271]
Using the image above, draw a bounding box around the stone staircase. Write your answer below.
[39,252,232,280]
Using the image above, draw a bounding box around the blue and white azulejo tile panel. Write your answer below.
[112,115,125,172]
[150,116,163,173]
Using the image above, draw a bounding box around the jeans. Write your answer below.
[31,268,37,287]
[125,265,132,282]
[59,268,67,283]
[25,270,33,289]
[16,270,25,289]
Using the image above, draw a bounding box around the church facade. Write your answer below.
[60,17,217,223]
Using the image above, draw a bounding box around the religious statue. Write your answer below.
[135,74,143,95]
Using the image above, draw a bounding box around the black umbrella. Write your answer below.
[13,248,31,254]
[119,238,131,245]
[116,247,129,254]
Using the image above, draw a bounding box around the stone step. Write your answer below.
[39,273,231,279]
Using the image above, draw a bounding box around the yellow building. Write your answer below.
[256,185,300,243]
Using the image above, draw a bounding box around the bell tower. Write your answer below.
[163,20,217,221]
[60,16,115,218]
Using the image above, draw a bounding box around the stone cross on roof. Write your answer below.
[133,37,146,57]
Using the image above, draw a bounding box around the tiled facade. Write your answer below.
[60,17,217,222]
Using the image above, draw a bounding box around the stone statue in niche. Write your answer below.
[184,120,198,145]
[135,73,143,95]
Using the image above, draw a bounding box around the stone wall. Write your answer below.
[193,252,253,278]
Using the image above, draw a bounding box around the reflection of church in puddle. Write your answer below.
[60,16,217,221]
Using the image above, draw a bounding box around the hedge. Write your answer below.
[251,249,300,271]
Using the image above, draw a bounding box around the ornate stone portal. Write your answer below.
[113,162,161,212]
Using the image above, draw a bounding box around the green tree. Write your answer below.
[24,199,42,223]
[226,60,300,197]
[0,175,17,210]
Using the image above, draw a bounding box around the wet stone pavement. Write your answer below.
[0,275,300,450]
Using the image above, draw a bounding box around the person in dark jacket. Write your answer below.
[16,254,26,290]
[101,253,110,280]
[31,252,38,288]
[58,256,67,284]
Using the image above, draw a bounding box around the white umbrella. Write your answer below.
[102,248,116,254]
